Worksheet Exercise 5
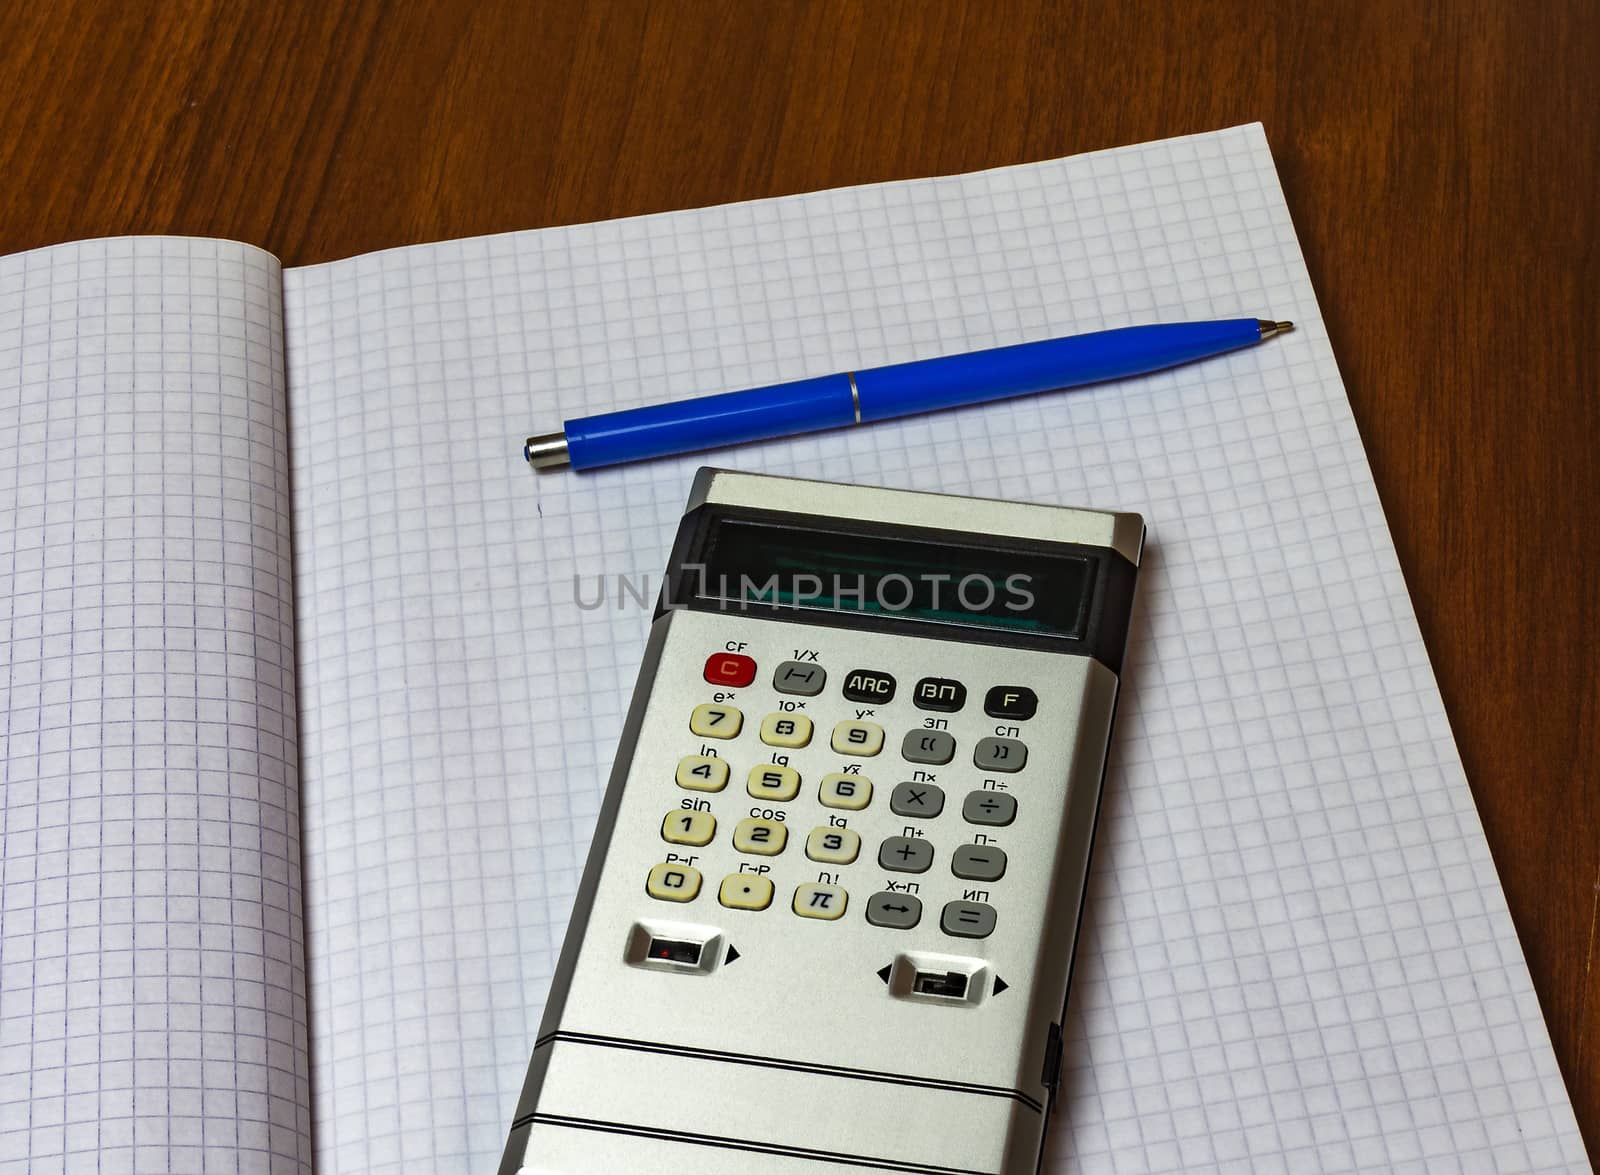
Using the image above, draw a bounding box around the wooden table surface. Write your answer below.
[3,0,1595,1158]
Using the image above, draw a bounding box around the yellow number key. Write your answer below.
[819,773,872,810]
[646,863,702,903]
[690,703,743,739]
[805,826,861,864]
[760,712,813,748]
[747,764,801,801]
[792,882,848,920]
[719,874,775,911]
[733,816,788,855]
[661,809,716,846]
[675,754,729,792]
[830,720,884,756]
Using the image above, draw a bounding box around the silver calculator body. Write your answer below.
[503,469,1143,1175]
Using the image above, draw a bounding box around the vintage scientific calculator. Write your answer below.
[502,469,1143,1175]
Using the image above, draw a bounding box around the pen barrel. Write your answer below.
[853,318,1264,421]
[564,374,857,470]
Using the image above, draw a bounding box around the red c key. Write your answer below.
[703,652,756,687]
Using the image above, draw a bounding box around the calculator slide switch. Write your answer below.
[885,952,989,1007]
[913,971,968,999]
[648,938,702,965]
[623,920,724,975]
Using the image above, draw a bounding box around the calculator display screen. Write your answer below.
[693,518,1095,639]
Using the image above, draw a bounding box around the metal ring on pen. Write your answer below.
[846,371,862,423]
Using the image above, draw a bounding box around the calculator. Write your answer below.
[502,469,1143,1175]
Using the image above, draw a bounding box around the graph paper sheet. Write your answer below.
[0,239,311,1174]
[281,124,1588,1172]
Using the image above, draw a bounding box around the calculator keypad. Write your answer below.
[648,644,1044,946]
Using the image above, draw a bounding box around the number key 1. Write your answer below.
[661,809,715,846]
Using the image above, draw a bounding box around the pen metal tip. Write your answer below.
[1257,319,1295,340]
[524,432,571,470]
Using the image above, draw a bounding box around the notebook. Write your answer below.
[1,123,1589,1174]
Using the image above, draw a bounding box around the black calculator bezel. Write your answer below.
[655,502,1140,674]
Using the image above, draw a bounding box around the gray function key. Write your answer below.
[772,661,827,696]
[865,892,923,929]
[890,781,945,818]
[901,729,955,765]
[962,790,1017,826]
[941,900,997,939]
[951,844,1007,882]
[879,836,935,873]
[974,736,1027,773]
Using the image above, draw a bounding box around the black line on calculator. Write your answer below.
[534,1029,1045,1113]
[520,1113,999,1174]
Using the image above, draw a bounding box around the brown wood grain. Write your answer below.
[2,0,1595,1156]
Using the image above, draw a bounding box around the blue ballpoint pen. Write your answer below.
[524,317,1292,471]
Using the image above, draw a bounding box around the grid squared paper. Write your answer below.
[0,239,311,1174]
[281,124,1589,1173]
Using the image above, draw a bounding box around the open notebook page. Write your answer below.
[283,123,1588,1172]
[0,238,311,1175]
